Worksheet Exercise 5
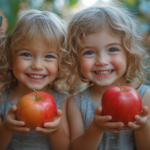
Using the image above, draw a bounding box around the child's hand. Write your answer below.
[119,106,149,130]
[34,109,62,135]
[4,105,31,134]
[94,106,124,133]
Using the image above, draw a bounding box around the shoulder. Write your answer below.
[141,85,150,106]
[72,87,89,101]
[137,84,150,98]
[67,96,82,120]
[52,91,68,109]
[67,96,85,143]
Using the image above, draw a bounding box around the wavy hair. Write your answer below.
[67,2,149,93]
[0,9,70,94]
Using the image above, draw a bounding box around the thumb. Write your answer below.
[95,106,102,115]
[54,109,62,120]
[141,106,149,117]
[9,105,17,113]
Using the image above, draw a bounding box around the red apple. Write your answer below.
[101,84,142,125]
[16,90,57,129]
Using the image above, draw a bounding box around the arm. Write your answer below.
[48,95,70,150]
[134,88,150,150]
[68,96,125,150]
[0,116,13,150]
[34,95,70,150]
[0,105,30,150]
[67,96,103,150]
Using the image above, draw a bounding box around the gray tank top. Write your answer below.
[74,85,149,150]
[0,91,66,150]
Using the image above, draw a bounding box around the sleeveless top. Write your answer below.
[74,85,149,150]
[0,90,66,150]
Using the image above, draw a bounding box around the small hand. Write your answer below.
[119,106,149,130]
[34,109,62,135]
[94,106,124,133]
[4,105,31,134]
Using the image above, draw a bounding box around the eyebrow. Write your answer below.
[107,42,122,46]
[14,48,58,53]
[14,48,27,53]
[82,42,122,49]
[81,46,95,51]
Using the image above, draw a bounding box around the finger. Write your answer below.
[94,115,112,123]
[44,118,61,128]
[56,109,62,117]
[141,106,149,116]
[53,110,62,121]
[104,122,124,129]
[34,127,56,135]
[134,115,148,126]
[11,105,17,111]
[127,122,140,129]
[8,105,17,115]
[95,106,102,115]
[108,128,122,134]
[5,118,25,127]
[11,126,31,134]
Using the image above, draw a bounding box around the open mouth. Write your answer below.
[95,70,114,75]
[26,74,46,79]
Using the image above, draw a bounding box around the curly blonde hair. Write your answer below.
[0,9,70,94]
[67,2,149,93]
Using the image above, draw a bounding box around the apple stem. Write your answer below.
[117,83,123,92]
[33,89,38,101]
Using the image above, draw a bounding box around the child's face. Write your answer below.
[78,29,127,87]
[11,36,59,91]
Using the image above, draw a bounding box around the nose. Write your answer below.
[95,53,109,66]
[31,58,44,70]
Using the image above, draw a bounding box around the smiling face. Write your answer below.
[11,35,59,92]
[79,29,127,87]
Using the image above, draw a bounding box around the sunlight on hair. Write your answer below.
[81,0,98,6]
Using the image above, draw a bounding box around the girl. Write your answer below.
[0,9,70,150]
[67,2,150,150]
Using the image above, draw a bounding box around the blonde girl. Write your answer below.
[0,9,70,150]
[67,2,150,150]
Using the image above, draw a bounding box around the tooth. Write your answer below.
[96,70,111,75]
[29,74,44,79]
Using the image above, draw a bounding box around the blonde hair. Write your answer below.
[0,9,70,94]
[67,2,149,93]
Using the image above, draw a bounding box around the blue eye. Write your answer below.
[109,48,118,52]
[45,55,54,58]
[84,51,94,55]
[20,53,31,57]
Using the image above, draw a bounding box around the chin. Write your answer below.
[27,86,44,91]
[96,81,114,87]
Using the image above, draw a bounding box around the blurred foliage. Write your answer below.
[0,14,2,27]
[0,0,78,33]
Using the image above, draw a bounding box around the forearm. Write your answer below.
[49,124,70,150]
[71,121,103,150]
[134,121,150,150]
[0,121,13,150]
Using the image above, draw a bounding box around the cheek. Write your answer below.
[12,59,29,75]
[112,55,127,72]
[79,59,93,75]
[48,62,59,75]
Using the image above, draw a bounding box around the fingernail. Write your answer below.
[21,122,25,125]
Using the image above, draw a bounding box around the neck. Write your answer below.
[90,78,131,97]
[9,83,52,104]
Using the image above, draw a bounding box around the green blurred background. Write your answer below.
[0,0,150,82]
